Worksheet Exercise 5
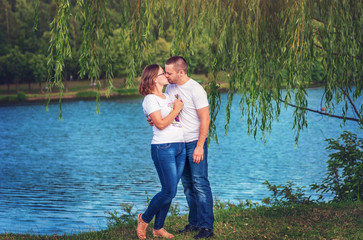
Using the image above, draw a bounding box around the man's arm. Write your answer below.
[193,106,210,164]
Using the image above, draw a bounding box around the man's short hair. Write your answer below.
[166,56,188,73]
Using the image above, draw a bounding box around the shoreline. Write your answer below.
[0,91,142,106]
[0,81,326,106]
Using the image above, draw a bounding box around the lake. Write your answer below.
[0,88,361,235]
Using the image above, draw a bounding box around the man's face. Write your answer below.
[165,64,179,84]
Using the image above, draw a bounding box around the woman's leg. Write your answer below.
[153,142,186,229]
[142,143,180,229]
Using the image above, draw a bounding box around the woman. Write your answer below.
[137,64,185,239]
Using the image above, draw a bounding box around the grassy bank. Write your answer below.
[0,79,140,104]
[0,74,211,104]
[1,201,362,240]
[0,72,323,104]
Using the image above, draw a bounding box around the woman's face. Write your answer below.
[156,67,168,86]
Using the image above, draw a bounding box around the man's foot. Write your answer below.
[177,224,200,233]
[193,228,214,239]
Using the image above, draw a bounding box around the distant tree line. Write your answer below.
[0,0,210,92]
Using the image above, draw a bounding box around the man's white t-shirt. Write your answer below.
[142,93,183,144]
[166,79,209,142]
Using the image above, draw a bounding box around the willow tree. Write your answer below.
[38,0,362,141]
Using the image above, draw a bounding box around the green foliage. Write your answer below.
[262,180,320,206]
[1,0,362,140]
[264,131,362,205]
[17,91,27,101]
[105,203,136,228]
[214,198,259,211]
[26,53,47,85]
[168,202,180,217]
[311,131,363,202]
[207,76,221,143]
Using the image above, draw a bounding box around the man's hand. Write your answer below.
[193,146,204,164]
[146,115,154,126]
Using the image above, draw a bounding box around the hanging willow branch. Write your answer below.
[39,0,362,141]
[279,99,361,123]
[47,0,72,119]
[78,0,113,113]
[33,0,40,31]
[45,0,114,117]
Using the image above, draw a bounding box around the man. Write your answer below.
[165,56,214,239]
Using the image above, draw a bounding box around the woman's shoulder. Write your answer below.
[143,94,169,105]
[143,93,157,100]
[142,94,156,104]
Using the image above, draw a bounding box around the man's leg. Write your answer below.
[181,142,199,227]
[187,141,214,230]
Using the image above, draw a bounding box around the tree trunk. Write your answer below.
[64,73,68,93]
[15,79,18,92]
[39,82,44,94]
[103,78,106,89]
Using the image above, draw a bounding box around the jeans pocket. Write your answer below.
[157,143,171,150]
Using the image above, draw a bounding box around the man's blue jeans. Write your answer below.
[182,140,214,229]
[142,142,186,229]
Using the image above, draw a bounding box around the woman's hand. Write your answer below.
[173,98,183,112]
[146,115,154,126]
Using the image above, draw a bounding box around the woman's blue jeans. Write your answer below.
[181,140,214,229]
[142,142,186,230]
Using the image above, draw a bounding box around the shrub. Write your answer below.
[17,91,27,101]
[311,131,363,202]
[106,203,136,228]
[262,181,319,206]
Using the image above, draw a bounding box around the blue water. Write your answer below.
[0,88,361,235]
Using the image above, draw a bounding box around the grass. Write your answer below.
[0,72,323,104]
[0,201,362,240]
[0,78,141,103]
[0,74,216,103]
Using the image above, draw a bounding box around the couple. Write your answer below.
[137,56,214,239]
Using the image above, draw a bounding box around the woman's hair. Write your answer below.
[166,56,188,73]
[138,64,160,96]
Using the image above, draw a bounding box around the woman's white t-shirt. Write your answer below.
[142,93,183,144]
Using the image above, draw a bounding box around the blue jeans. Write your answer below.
[142,142,186,229]
[182,141,214,229]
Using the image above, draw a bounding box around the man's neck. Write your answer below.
[177,75,191,85]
